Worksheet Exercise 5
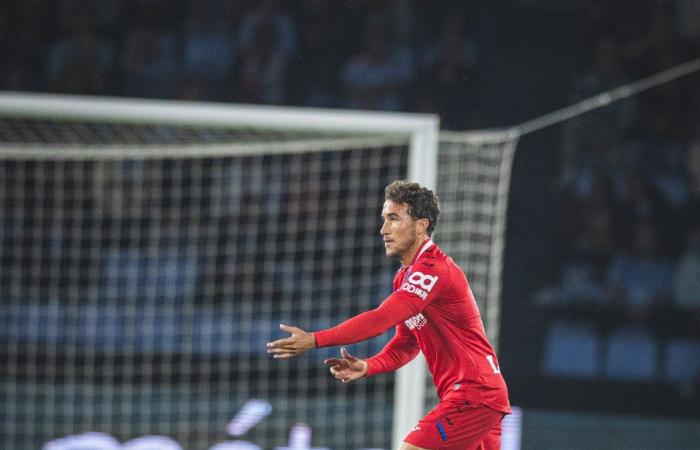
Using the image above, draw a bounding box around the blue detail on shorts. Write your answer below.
[436,421,448,441]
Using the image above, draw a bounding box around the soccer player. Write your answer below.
[267,180,511,450]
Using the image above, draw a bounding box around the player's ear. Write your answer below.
[417,217,429,235]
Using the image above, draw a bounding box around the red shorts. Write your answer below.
[404,399,504,450]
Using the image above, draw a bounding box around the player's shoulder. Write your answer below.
[418,241,448,261]
[415,242,452,274]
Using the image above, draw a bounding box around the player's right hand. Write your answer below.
[324,347,368,383]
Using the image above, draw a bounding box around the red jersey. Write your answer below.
[314,239,511,414]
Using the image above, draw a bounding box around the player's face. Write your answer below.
[380,200,424,264]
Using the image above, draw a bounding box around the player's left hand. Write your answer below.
[266,324,316,359]
[325,347,368,383]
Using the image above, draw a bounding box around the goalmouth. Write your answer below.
[0,92,442,450]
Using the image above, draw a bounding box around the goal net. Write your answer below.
[0,93,518,450]
[437,130,519,351]
[425,130,519,410]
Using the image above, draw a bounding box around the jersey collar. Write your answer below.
[405,238,433,268]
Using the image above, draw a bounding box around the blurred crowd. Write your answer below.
[538,1,700,392]
[3,0,700,394]
[0,0,497,129]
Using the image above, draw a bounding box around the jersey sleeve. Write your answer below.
[365,322,419,376]
[314,292,419,348]
[392,260,450,311]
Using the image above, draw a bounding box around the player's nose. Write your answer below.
[380,220,388,235]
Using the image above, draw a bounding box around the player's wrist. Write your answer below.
[311,331,323,348]
[361,358,371,377]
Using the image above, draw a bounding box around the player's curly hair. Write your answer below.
[385,179,440,235]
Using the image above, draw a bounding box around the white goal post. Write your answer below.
[0,92,520,450]
[0,92,441,450]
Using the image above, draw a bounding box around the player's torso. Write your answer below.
[393,244,510,411]
[393,245,480,340]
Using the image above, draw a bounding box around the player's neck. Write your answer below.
[400,236,430,267]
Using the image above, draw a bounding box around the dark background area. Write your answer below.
[3,0,700,425]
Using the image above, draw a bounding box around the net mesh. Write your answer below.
[428,131,519,407]
[0,112,518,450]
[0,119,409,450]
[437,131,519,348]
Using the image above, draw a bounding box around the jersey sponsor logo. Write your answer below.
[405,312,428,330]
[400,271,439,300]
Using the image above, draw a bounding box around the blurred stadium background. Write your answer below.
[2,0,700,449]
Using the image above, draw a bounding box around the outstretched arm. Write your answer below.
[266,292,417,359]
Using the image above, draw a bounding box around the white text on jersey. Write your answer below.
[400,271,439,300]
[405,312,428,330]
